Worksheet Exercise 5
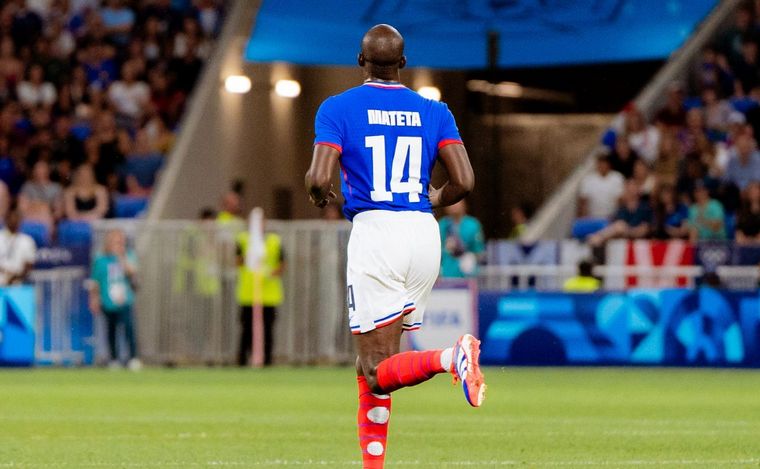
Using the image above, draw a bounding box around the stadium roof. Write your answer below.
[244,0,718,69]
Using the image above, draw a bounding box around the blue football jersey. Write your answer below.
[314,82,463,221]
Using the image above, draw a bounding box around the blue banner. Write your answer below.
[245,0,717,69]
[0,286,36,366]
[479,289,760,367]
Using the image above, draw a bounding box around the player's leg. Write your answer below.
[353,320,403,469]
[401,211,486,406]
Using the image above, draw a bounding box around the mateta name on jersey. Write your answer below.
[367,109,422,127]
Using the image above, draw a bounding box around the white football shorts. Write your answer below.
[347,210,441,335]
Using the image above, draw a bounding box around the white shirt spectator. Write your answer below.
[0,230,36,286]
[108,80,150,119]
[580,169,625,219]
[627,126,660,164]
[17,81,57,108]
[26,0,53,18]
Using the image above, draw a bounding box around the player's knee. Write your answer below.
[365,372,385,395]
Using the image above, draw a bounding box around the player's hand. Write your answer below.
[429,183,447,208]
[310,190,336,208]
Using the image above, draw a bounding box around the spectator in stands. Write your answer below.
[732,35,760,97]
[679,108,709,156]
[108,61,150,125]
[16,63,57,109]
[651,184,690,239]
[744,85,760,138]
[721,5,757,63]
[624,106,659,164]
[18,159,62,228]
[688,179,727,241]
[631,159,655,201]
[438,200,485,278]
[0,180,10,224]
[195,0,223,37]
[562,260,600,293]
[0,208,36,285]
[677,155,710,204]
[0,36,24,93]
[100,0,135,46]
[10,1,44,50]
[79,40,118,90]
[736,181,760,244]
[702,86,733,133]
[653,131,682,187]
[51,114,86,169]
[588,181,652,246]
[63,164,108,221]
[724,132,760,191]
[89,228,141,370]
[142,113,174,153]
[90,111,129,186]
[578,155,625,220]
[655,82,686,128]
[170,37,203,94]
[173,16,210,60]
[693,46,734,96]
[217,190,242,223]
[608,138,639,179]
[508,202,533,239]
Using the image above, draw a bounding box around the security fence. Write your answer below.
[90,219,353,366]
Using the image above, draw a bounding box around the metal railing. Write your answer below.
[479,264,759,292]
[91,219,354,366]
[31,267,91,365]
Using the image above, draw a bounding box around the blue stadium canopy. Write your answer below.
[245,0,718,69]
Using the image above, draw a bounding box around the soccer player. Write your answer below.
[305,24,486,468]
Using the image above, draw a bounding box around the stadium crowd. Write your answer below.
[0,0,224,243]
[578,1,760,247]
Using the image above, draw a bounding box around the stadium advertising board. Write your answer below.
[0,285,36,366]
[479,289,760,367]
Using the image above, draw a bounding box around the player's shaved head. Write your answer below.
[358,24,406,81]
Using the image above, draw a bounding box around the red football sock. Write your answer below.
[375,350,445,394]
[357,375,391,469]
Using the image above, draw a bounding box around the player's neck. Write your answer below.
[364,72,401,84]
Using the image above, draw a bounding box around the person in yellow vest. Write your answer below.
[236,229,284,366]
[563,260,601,293]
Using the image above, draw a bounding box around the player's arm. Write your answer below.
[305,144,339,208]
[430,143,474,208]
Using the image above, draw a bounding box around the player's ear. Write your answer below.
[358,53,365,67]
[399,55,407,69]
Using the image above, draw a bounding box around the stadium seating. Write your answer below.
[20,221,51,248]
[57,221,93,247]
[114,196,149,218]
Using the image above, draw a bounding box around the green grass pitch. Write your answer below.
[1,367,759,468]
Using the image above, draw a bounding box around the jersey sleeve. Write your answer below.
[314,97,343,154]
[437,103,464,150]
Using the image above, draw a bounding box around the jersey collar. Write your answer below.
[363,80,407,89]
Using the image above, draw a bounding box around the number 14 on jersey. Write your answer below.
[365,135,423,202]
